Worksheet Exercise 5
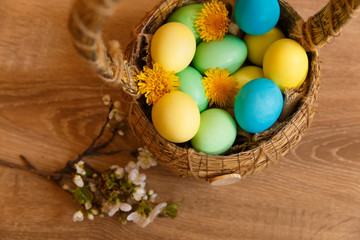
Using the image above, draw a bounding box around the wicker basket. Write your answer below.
[69,0,359,185]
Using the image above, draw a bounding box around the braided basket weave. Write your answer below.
[69,0,359,185]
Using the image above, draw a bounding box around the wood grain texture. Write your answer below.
[0,0,360,239]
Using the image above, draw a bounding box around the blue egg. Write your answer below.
[234,0,280,35]
[234,78,283,133]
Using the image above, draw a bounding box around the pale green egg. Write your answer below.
[191,108,237,155]
[192,35,247,74]
[176,66,208,112]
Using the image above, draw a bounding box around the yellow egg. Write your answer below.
[244,27,285,66]
[152,91,200,143]
[232,66,265,90]
[151,22,196,73]
[263,38,309,90]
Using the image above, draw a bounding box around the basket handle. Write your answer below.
[291,0,360,51]
[68,0,137,92]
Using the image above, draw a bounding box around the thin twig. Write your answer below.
[92,131,117,152]
[20,155,36,170]
[0,158,62,179]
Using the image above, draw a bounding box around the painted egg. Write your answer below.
[263,38,309,90]
[152,91,200,143]
[192,35,247,74]
[176,66,208,112]
[167,4,204,44]
[234,0,280,35]
[191,108,237,155]
[234,78,283,133]
[151,22,196,73]
[232,65,264,90]
[244,27,285,66]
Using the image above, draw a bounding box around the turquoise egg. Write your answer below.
[192,35,247,74]
[234,78,283,133]
[191,108,237,155]
[176,66,208,112]
[167,4,204,44]
[234,0,280,35]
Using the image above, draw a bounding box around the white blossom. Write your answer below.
[136,147,157,169]
[102,201,132,217]
[89,182,97,192]
[85,202,92,210]
[117,130,124,136]
[133,187,146,201]
[127,212,150,228]
[148,203,167,222]
[74,161,86,176]
[110,165,120,169]
[125,161,138,172]
[126,203,167,228]
[148,189,154,196]
[106,203,120,217]
[115,167,125,179]
[109,108,124,122]
[102,94,111,105]
[88,213,94,221]
[73,175,84,188]
[139,181,146,189]
[150,193,158,203]
[128,169,146,185]
[113,100,121,109]
[91,209,99,216]
[73,210,84,222]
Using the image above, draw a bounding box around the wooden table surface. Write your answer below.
[1,0,360,239]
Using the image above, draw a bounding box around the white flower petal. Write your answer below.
[115,167,124,179]
[150,193,158,203]
[74,161,86,176]
[133,188,145,201]
[73,210,84,222]
[91,209,99,215]
[89,182,97,192]
[136,147,157,169]
[85,202,92,210]
[88,213,94,220]
[113,101,121,109]
[127,212,140,222]
[108,203,122,217]
[110,165,120,170]
[119,203,132,212]
[148,202,167,222]
[102,94,111,105]
[128,169,139,182]
[125,161,138,172]
[137,217,151,228]
[73,175,84,188]
[139,182,146,189]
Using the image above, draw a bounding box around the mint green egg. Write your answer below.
[192,35,248,74]
[191,108,237,155]
[176,66,208,112]
[167,4,204,44]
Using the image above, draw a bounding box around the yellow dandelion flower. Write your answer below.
[194,0,230,42]
[202,68,239,108]
[137,63,180,105]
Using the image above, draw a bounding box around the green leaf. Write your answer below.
[164,199,183,219]
[73,187,94,204]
